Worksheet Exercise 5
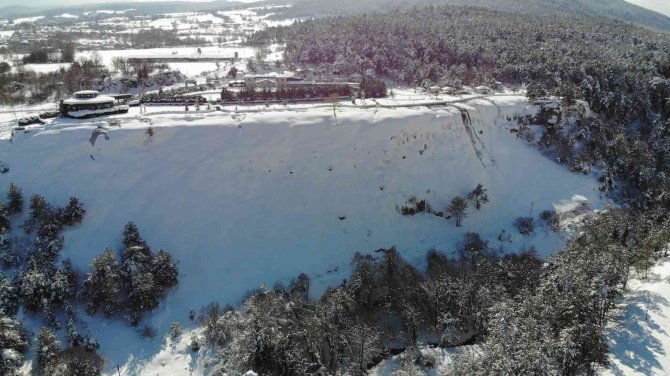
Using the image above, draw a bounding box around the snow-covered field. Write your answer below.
[22,63,72,73]
[77,45,256,67]
[0,96,609,374]
[605,258,670,376]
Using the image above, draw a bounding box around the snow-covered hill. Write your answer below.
[0,96,608,373]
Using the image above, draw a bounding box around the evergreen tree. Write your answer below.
[122,222,149,250]
[6,183,23,215]
[61,197,85,226]
[34,326,61,376]
[0,200,9,231]
[0,271,19,316]
[23,194,51,233]
[128,272,162,317]
[66,317,82,347]
[152,250,179,289]
[82,249,122,317]
[0,228,12,267]
[0,312,29,375]
[19,266,51,312]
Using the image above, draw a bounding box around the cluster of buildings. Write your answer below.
[229,72,361,92]
[6,30,47,50]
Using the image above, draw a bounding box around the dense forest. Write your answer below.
[264,0,670,32]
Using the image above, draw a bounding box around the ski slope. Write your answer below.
[0,95,608,374]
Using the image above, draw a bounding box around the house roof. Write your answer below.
[74,90,99,96]
[63,95,115,105]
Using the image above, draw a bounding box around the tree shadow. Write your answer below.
[607,290,669,375]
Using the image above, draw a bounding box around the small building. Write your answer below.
[228,80,246,88]
[60,90,129,118]
[243,73,290,89]
[457,86,474,95]
[474,86,493,94]
[441,86,457,95]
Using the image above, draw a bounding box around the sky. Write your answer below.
[625,0,670,17]
[0,0,219,8]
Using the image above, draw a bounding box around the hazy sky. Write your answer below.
[625,0,670,17]
[0,0,668,18]
[0,0,219,8]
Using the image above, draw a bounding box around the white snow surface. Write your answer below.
[370,345,479,375]
[0,95,608,374]
[604,257,670,375]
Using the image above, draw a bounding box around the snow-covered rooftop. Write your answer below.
[74,90,100,96]
[63,95,115,105]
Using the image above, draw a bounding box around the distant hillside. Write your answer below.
[277,0,670,32]
[0,0,240,19]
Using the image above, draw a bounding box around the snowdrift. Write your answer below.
[0,96,607,373]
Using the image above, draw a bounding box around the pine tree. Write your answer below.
[19,266,51,312]
[122,222,149,250]
[61,197,85,226]
[0,228,12,267]
[6,183,23,215]
[34,326,61,375]
[121,223,153,288]
[152,250,179,289]
[128,272,162,315]
[23,194,51,233]
[66,317,81,347]
[0,271,19,316]
[0,312,29,375]
[0,200,10,231]
[82,249,122,316]
[447,196,468,227]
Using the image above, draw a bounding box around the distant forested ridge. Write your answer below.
[252,7,669,117]
[267,0,670,32]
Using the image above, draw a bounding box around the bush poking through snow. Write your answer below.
[169,322,183,341]
[467,183,489,210]
[399,196,430,216]
[539,209,559,232]
[139,324,157,339]
[514,217,535,235]
[190,335,201,352]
